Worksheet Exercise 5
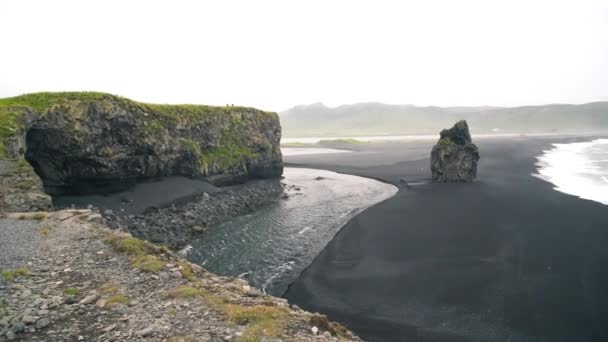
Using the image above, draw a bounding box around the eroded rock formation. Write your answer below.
[430,120,479,182]
[0,92,283,196]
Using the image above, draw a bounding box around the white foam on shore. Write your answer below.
[534,139,608,205]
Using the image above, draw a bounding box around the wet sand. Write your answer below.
[283,135,608,342]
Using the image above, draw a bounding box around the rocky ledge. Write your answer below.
[0,92,282,199]
[430,120,480,182]
[103,179,287,250]
[0,210,360,341]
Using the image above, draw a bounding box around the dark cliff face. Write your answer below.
[22,95,283,195]
[430,120,479,182]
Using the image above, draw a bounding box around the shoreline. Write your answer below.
[185,167,398,296]
[283,134,608,342]
[58,177,287,250]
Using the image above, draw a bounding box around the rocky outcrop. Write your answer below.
[430,120,480,182]
[0,92,284,196]
[0,210,361,341]
[0,159,52,212]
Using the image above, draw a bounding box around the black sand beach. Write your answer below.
[283,135,608,342]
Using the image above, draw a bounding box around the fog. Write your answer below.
[1,0,607,111]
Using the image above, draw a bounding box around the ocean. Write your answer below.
[535,138,608,205]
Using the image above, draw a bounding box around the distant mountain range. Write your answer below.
[279,102,608,137]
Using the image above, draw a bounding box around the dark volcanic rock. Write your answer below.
[22,94,283,195]
[430,120,479,182]
[104,179,285,249]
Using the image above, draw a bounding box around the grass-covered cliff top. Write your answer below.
[0,92,277,158]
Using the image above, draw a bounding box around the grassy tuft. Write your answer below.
[1,268,28,281]
[64,288,80,296]
[31,212,47,220]
[240,318,284,342]
[99,283,120,294]
[223,304,288,325]
[1,270,15,281]
[15,158,30,171]
[106,294,129,307]
[177,261,196,281]
[132,254,164,272]
[104,234,166,272]
[165,286,202,299]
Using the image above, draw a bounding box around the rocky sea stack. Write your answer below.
[0,92,283,197]
[430,120,480,182]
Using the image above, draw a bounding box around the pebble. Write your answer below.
[103,323,117,332]
[136,325,156,337]
[79,294,98,305]
[95,299,107,308]
[35,317,50,329]
[22,315,38,324]
[11,321,25,333]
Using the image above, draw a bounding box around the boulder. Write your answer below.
[11,93,283,195]
[430,120,479,182]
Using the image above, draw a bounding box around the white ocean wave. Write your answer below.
[534,139,608,205]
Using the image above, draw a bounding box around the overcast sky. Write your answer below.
[1,0,607,111]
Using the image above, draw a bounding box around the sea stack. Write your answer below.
[430,120,479,182]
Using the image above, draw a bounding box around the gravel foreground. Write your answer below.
[0,210,360,342]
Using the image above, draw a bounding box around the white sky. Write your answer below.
[1,0,607,112]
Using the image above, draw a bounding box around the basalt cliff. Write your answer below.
[0,92,283,205]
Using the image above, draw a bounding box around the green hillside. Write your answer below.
[280,102,608,137]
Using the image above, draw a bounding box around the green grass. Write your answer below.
[99,283,120,295]
[106,294,130,307]
[165,286,202,299]
[1,268,29,281]
[64,288,80,296]
[0,91,276,161]
[104,234,166,272]
[223,304,289,342]
[177,261,196,281]
[224,304,288,325]
[132,254,164,272]
[0,92,112,113]
[0,92,115,158]
[1,270,15,281]
[15,158,31,172]
[31,212,47,220]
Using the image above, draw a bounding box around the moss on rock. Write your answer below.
[0,92,283,195]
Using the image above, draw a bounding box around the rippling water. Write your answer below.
[535,139,608,205]
[187,167,398,295]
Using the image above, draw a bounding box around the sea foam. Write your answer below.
[535,139,608,205]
